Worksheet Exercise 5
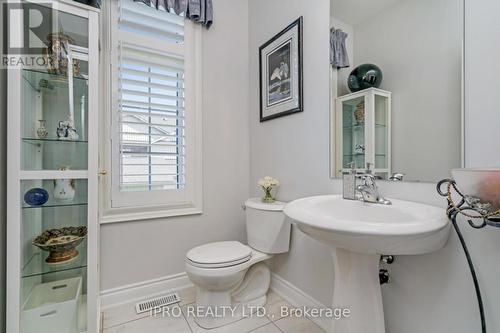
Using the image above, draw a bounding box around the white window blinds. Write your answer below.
[106,0,201,217]
[118,44,186,191]
[117,0,185,192]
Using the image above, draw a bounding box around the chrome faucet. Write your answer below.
[356,173,392,205]
[342,162,391,205]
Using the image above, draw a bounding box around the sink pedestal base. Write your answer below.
[331,248,385,333]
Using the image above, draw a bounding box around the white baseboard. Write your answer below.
[100,272,193,310]
[270,273,331,332]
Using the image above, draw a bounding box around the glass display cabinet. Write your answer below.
[6,1,100,333]
[334,88,391,179]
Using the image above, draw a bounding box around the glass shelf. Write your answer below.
[343,123,387,130]
[22,138,89,144]
[344,154,387,157]
[21,245,87,279]
[21,138,89,170]
[21,179,88,209]
[21,62,89,171]
[22,67,89,85]
[22,201,87,210]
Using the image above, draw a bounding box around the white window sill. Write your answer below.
[100,206,202,224]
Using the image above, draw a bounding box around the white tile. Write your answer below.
[103,306,191,333]
[102,301,150,329]
[249,323,283,333]
[264,292,291,322]
[182,304,271,333]
[178,286,196,306]
[274,316,326,333]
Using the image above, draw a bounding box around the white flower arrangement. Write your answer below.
[258,176,280,189]
[258,176,280,203]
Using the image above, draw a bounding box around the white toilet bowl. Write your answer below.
[185,199,290,329]
[185,242,272,328]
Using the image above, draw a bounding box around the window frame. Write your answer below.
[99,0,203,223]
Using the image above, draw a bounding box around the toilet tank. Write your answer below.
[245,198,290,254]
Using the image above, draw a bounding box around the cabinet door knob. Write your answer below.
[99,170,108,176]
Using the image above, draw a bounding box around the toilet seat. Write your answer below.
[186,241,252,269]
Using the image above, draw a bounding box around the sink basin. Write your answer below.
[284,195,450,255]
[284,195,451,333]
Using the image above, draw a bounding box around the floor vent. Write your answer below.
[135,293,180,314]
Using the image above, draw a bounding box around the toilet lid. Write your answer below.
[186,241,252,268]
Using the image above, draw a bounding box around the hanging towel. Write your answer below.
[330,28,350,69]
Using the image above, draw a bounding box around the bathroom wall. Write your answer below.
[249,0,335,306]
[0,3,6,332]
[352,0,463,182]
[464,0,500,168]
[249,1,500,333]
[0,87,5,333]
[100,0,251,290]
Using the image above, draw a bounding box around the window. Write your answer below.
[101,0,202,222]
[118,44,186,192]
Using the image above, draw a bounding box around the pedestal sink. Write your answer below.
[284,195,450,333]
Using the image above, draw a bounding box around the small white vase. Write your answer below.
[53,179,76,201]
[54,167,76,201]
[36,120,48,139]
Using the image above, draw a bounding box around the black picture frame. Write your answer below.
[259,17,303,122]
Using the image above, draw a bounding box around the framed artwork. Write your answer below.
[259,17,303,122]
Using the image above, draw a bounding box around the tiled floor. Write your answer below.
[101,288,326,333]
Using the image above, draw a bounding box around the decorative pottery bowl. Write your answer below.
[24,188,49,206]
[348,64,383,92]
[33,226,87,264]
[452,168,500,211]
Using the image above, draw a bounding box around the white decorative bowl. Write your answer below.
[452,168,500,211]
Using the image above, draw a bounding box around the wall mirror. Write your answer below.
[329,0,464,183]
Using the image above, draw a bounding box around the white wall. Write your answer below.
[249,1,500,333]
[0,81,5,333]
[351,0,462,182]
[100,0,251,290]
[464,0,500,167]
[0,3,6,331]
[249,0,334,306]
[0,66,5,333]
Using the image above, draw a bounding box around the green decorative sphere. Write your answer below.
[347,64,383,92]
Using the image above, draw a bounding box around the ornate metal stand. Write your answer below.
[437,179,500,333]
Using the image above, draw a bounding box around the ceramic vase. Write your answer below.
[347,63,383,92]
[54,179,76,201]
[36,120,49,139]
[53,167,76,201]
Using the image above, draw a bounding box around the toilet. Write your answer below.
[185,198,290,329]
